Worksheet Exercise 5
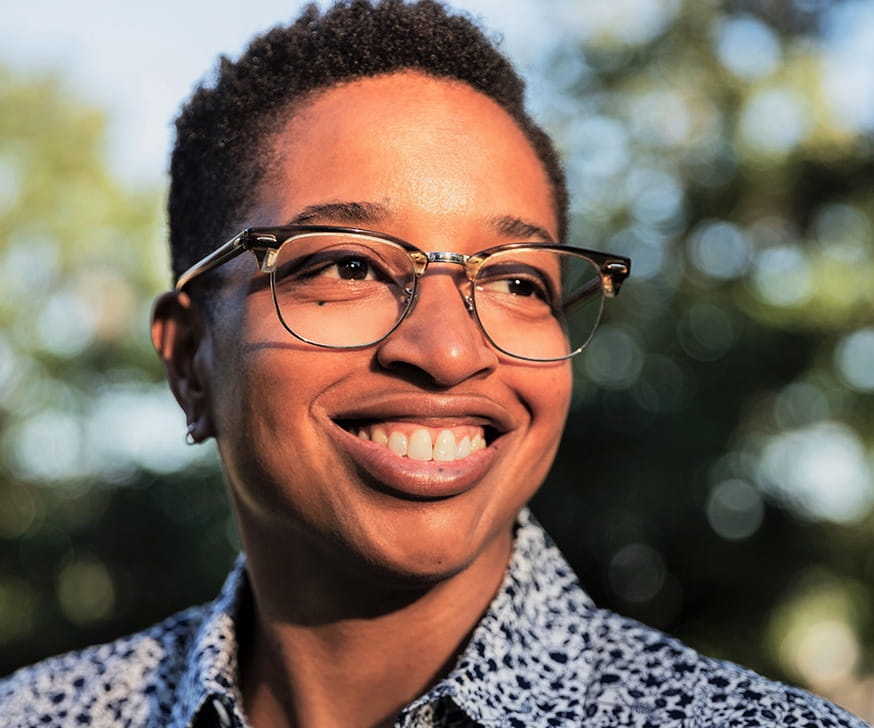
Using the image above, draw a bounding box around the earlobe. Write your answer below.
[151,291,216,443]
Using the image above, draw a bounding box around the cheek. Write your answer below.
[206,299,302,461]
[496,362,571,511]
[524,362,573,434]
[213,349,331,526]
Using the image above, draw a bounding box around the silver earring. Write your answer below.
[185,423,198,446]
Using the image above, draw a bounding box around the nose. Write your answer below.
[375,267,499,386]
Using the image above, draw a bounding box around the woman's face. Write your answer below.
[193,72,572,585]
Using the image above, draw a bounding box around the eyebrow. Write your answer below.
[287,201,389,226]
[286,202,555,244]
[490,215,556,243]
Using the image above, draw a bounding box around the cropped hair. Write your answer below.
[168,0,568,282]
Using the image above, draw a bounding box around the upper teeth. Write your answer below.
[355,426,485,461]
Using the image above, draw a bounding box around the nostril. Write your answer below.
[377,360,436,386]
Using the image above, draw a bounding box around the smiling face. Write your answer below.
[184,72,572,589]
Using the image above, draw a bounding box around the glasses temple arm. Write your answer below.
[561,261,629,312]
[175,234,248,290]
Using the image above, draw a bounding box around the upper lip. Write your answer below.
[326,392,516,434]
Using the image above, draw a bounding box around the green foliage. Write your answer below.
[530,0,874,715]
[0,68,230,675]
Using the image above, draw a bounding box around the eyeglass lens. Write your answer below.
[269,232,604,361]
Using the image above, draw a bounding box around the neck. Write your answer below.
[238,526,513,728]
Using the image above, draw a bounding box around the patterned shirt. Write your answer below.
[1,510,868,727]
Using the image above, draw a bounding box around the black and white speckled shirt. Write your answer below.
[1,509,868,727]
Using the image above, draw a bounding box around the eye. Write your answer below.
[478,272,550,302]
[331,257,372,280]
[270,235,417,306]
[292,253,381,282]
[503,277,539,297]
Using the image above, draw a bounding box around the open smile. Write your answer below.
[329,397,512,499]
[338,421,497,462]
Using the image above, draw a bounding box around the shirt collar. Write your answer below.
[174,509,598,728]
[400,508,598,727]
[175,553,250,727]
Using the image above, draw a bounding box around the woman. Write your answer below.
[0,2,866,727]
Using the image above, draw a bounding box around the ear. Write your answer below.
[151,291,216,443]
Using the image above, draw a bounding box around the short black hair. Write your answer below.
[168,0,568,282]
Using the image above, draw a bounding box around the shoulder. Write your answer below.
[475,513,869,727]
[581,608,869,727]
[0,606,206,728]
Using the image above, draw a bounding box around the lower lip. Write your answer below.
[335,425,499,500]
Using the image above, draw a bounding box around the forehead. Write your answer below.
[250,72,557,240]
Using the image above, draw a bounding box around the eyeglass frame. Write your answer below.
[174,224,631,362]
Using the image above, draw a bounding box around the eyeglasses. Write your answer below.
[175,225,631,362]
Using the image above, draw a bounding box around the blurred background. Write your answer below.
[1,0,872,720]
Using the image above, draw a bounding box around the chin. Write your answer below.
[344,510,513,591]
[362,556,472,591]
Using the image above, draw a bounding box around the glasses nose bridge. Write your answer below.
[410,250,474,276]
[425,250,468,267]
[408,250,477,314]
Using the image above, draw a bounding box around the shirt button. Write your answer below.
[212,697,233,728]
